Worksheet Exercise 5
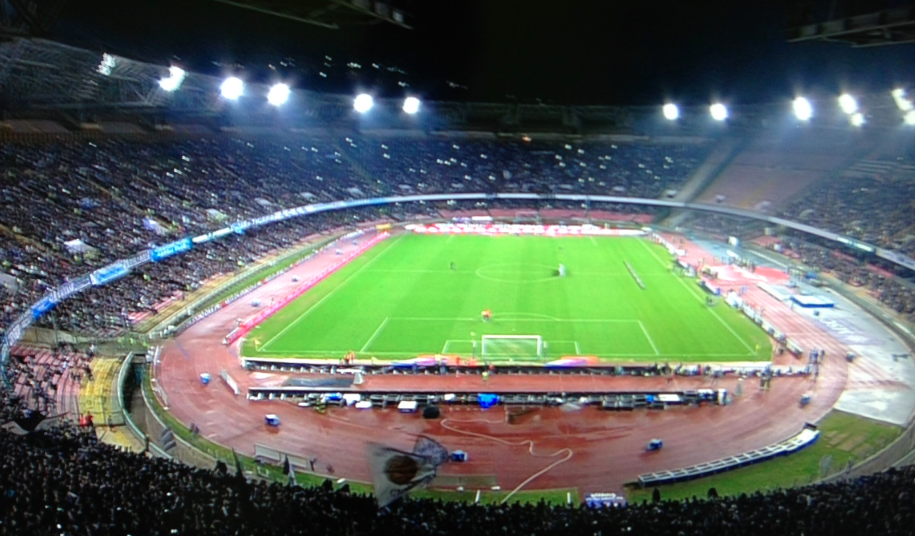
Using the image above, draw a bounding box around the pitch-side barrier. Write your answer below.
[637,423,820,486]
[246,387,729,411]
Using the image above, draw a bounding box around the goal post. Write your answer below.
[481,335,543,359]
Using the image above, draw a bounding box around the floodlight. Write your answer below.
[710,103,728,121]
[403,96,421,114]
[905,110,915,125]
[158,66,186,92]
[850,113,865,127]
[892,89,913,111]
[662,103,679,121]
[220,77,244,100]
[838,94,857,115]
[267,83,291,106]
[793,97,813,120]
[97,53,116,76]
[354,93,374,113]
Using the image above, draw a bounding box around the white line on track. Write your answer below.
[360,317,390,353]
[260,236,400,351]
[638,320,661,356]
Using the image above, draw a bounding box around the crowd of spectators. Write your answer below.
[778,153,915,256]
[1,392,914,536]
[764,236,915,323]
[0,134,699,338]
[5,133,915,535]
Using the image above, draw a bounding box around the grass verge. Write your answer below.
[625,410,902,503]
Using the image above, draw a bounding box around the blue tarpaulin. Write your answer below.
[478,393,499,408]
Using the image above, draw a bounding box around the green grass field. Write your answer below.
[625,411,902,503]
[241,233,771,362]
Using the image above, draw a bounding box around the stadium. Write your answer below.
[3,0,915,534]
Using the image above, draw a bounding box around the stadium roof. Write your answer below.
[786,1,915,47]
[208,0,411,30]
[7,0,915,106]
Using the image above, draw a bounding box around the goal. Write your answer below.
[481,335,543,359]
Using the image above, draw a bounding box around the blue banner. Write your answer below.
[31,295,57,320]
[192,227,231,244]
[89,262,129,286]
[231,222,251,234]
[151,238,192,262]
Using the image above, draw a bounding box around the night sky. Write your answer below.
[54,0,915,105]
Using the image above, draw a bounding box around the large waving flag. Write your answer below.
[368,436,449,508]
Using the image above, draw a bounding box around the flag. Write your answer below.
[368,436,448,508]
[283,455,296,486]
[231,449,244,478]
[368,445,438,508]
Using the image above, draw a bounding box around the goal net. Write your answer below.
[481,335,543,358]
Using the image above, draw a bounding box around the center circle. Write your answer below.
[475,263,558,283]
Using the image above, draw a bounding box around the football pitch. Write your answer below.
[241,233,772,363]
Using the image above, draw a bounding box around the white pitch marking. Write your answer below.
[391,316,638,324]
[638,321,661,356]
[638,239,756,354]
[574,341,581,355]
[360,317,390,353]
[260,237,400,350]
[257,349,755,358]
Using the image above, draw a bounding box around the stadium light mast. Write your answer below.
[710,103,728,121]
[403,96,420,114]
[893,89,913,111]
[662,103,679,121]
[354,93,374,113]
[220,77,245,100]
[838,94,858,115]
[267,83,291,106]
[793,97,813,120]
[158,66,186,92]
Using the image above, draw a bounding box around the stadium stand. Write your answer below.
[0,135,699,338]
[1,393,914,535]
[697,135,855,212]
[4,132,915,534]
[779,152,915,256]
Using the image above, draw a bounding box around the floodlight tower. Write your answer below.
[403,96,420,114]
[838,94,858,115]
[267,83,290,106]
[793,97,813,120]
[662,103,679,120]
[354,93,374,113]
[710,103,728,121]
[220,77,244,100]
[158,66,186,92]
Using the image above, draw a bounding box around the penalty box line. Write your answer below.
[360,317,390,353]
[443,339,582,355]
